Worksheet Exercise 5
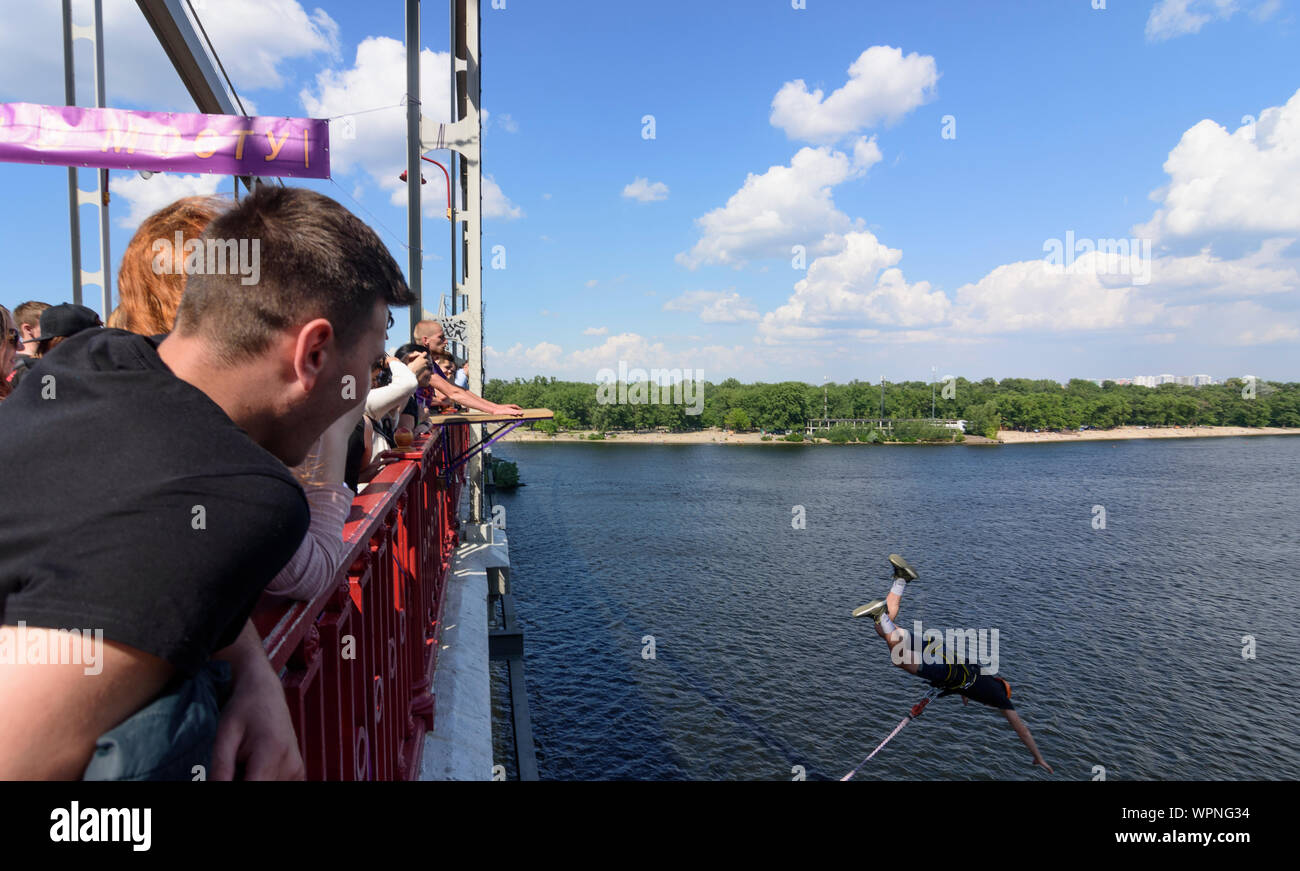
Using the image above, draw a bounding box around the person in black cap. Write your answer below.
[21,303,103,359]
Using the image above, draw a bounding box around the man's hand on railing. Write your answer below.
[212,621,306,781]
[490,403,524,415]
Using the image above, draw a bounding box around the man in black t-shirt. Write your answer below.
[0,186,413,779]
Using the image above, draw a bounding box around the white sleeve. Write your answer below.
[263,482,354,601]
[365,359,418,419]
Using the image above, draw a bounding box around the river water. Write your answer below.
[488,437,1300,780]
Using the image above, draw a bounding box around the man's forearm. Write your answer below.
[429,369,496,413]
[210,619,305,780]
[1005,710,1046,762]
[213,620,269,680]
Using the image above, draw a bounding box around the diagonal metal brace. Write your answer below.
[441,420,528,477]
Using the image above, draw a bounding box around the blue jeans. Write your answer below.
[81,661,232,781]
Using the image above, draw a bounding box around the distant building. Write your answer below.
[1129,373,1215,388]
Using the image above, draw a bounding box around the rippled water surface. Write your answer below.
[488,437,1300,780]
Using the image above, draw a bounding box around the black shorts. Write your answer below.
[916,662,1014,710]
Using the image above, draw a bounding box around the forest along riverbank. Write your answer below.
[498,425,1300,446]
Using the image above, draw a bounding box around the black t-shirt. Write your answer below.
[0,329,310,677]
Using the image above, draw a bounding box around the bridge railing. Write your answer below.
[250,424,468,780]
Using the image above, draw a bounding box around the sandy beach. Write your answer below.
[498,425,1300,446]
[995,425,1300,443]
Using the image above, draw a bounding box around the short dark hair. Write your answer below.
[174,185,412,359]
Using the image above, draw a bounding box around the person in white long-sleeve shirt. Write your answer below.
[365,354,419,461]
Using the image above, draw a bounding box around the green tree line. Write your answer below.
[484,376,1300,438]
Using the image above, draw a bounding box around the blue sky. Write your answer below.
[1,0,1297,384]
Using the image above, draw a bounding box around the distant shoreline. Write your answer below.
[996,425,1300,444]
[498,425,1300,446]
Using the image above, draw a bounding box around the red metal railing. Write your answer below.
[251,424,469,780]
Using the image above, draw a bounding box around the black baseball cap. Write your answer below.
[23,303,103,344]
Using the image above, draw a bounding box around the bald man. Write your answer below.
[414,320,469,387]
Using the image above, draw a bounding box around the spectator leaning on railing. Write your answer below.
[411,321,520,416]
[366,352,418,448]
[414,318,471,388]
[110,195,355,605]
[0,185,411,780]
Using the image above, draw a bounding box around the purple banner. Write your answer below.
[0,102,329,178]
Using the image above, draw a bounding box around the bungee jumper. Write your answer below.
[843,554,1052,778]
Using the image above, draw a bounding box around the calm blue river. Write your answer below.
[488,437,1300,780]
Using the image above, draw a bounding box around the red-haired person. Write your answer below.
[110,195,227,336]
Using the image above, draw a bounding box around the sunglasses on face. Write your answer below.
[7,327,20,348]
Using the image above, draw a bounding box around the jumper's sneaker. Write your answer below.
[852,599,888,622]
[889,553,918,583]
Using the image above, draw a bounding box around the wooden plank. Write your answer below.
[423,408,551,423]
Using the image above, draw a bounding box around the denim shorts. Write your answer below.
[81,661,232,781]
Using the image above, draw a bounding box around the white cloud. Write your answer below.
[0,0,336,109]
[568,333,669,371]
[301,37,447,206]
[302,36,520,220]
[1152,239,1299,297]
[755,230,1297,348]
[487,341,563,370]
[758,231,950,344]
[770,46,939,143]
[585,279,599,288]
[1252,0,1282,19]
[663,290,760,323]
[582,326,607,335]
[108,172,223,229]
[485,333,769,379]
[195,0,339,90]
[948,258,1164,335]
[622,177,670,202]
[483,174,523,220]
[1145,0,1239,41]
[676,137,880,269]
[1137,89,1300,243]
[1158,299,1300,345]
